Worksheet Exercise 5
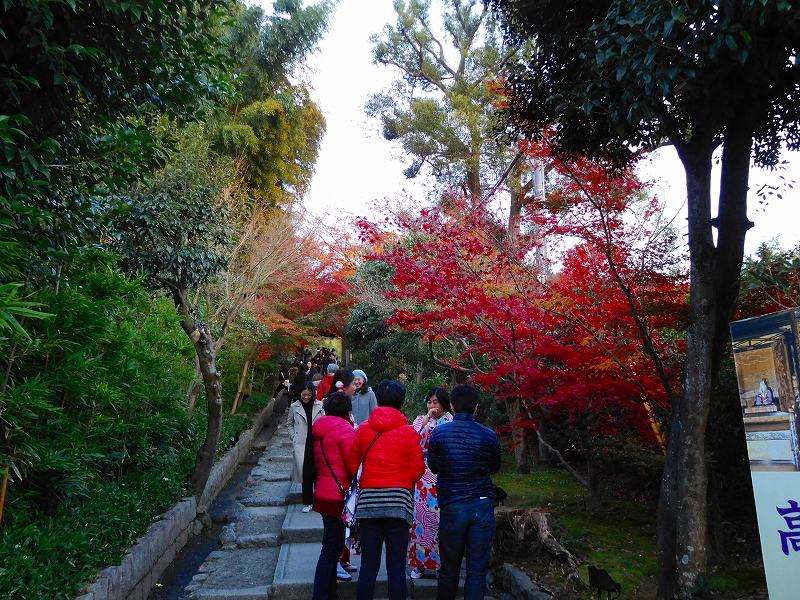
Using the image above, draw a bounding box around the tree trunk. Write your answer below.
[537,413,551,465]
[584,447,602,514]
[657,143,715,598]
[341,331,350,369]
[186,355,202,412]
[416,335,425,385]
[231,356,252,415]
[171,288,224,500]
[507,161,534,239]
[507,398,530,473]
[707,469,725,567]
[247,361,256,396]
[657,116,753,598]
[187,321,224,499]
[466,156,481,200]
[509,186,524,238]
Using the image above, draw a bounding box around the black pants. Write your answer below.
[313,515,345,600]
[357,517,409,600]
[302,440,315,505]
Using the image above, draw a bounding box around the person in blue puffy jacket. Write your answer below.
[428,384,501,600]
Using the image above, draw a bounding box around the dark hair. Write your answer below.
[323,391,352,418]
[451,384,480,414]
[329,369,354,392]
[376,380,406,409]
[301,382,316,396]
[426,387,451,413]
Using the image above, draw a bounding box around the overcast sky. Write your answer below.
[256,0,800,256]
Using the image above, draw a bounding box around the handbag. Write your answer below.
[321,431,382,527]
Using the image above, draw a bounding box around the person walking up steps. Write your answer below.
[317,362,340,400]
[409,387,453,579]
[323,369,360,580]
[311,392,356,600]
[347,380,425,600]
[428,384,501,600]
[351,369,377,427]
[288,383,324,513]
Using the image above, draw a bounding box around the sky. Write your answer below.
[258,0,800,257]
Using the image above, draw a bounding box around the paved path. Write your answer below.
[180,410,478,600]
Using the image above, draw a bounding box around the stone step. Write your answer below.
[193,587,270,600]
[251,439,270,451]
[185,548,278,599]
[286,482,303,505]
[280,505,323,543]
[235,533,280,548]
[410,574,465,599]
[247,463,292,484]
[237,481,291,507]
[264,454,293,464]
[272,542,396,600]
[228,505,287,549]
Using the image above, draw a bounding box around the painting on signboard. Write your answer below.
[731,308,800,471]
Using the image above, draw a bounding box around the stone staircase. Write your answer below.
[181,414,474,600]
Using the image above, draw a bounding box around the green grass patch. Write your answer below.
[494,462,658,599]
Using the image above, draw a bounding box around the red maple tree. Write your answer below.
[358,143,687,507]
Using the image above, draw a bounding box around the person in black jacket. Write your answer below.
[428,384,501,600]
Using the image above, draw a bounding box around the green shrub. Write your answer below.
[0,460,193,600]
[0,252,197,599]
[0,252,277,599]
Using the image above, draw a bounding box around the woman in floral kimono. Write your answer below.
[408,387,453,579]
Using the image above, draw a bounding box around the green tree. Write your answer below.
[1,0,234,508]
[226,0,333,103]
[368,0,518,200]
[216,90,325,206]
[489,0,800,595]
[214,2,330,206]
[184,2,332,405]
[1,0,233,279]
[740,241,800,313]
[113,126,235,497]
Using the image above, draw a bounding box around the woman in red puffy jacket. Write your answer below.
[312,392,355,600]
[347,380,425,600]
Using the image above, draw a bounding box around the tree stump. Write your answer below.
[493,508,582,584]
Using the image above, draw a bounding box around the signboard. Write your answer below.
[731,307,800,599]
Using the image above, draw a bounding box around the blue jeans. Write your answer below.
[357,517,409,600]
[437,497,495,600]
[313,515,345,600]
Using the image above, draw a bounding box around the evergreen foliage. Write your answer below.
[367,0,514,196]
[0,0,332,595]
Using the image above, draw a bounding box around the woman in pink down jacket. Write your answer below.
[311,392,355,600]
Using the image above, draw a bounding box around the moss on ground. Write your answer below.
[493,459,766,599]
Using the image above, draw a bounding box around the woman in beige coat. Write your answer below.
[288,383,324,512]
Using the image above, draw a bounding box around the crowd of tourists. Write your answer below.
[282,354,501,600]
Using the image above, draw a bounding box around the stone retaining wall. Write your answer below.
[75,398,278,600]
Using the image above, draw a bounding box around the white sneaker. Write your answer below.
[301,505,312,513]
[336,563,352,581]
[410,566,424,579]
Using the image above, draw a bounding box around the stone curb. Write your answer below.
[194,585,271,600]
[499,563,552,600]
[75,398,278,600]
